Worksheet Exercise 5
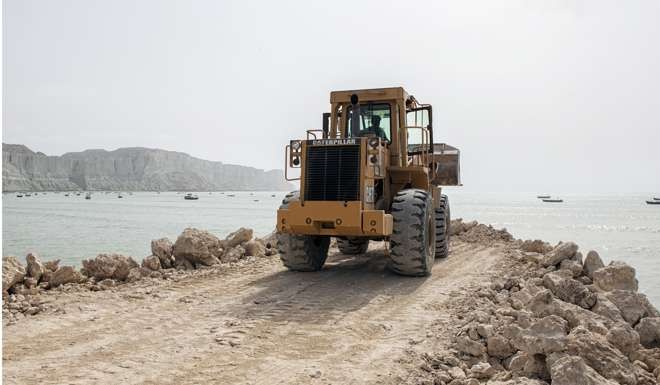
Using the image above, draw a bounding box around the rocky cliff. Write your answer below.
[2,144,292,191]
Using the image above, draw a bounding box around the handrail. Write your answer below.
[306,129,324,140]
[405,125,431,167]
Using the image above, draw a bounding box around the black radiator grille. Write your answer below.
[304,145,361,201]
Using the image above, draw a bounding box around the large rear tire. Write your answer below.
[434,194,451,258]
[276,191,330,272]
[337,238,369,255]
[388,189,435,276]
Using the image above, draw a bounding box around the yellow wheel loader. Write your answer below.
[276,87,461,276]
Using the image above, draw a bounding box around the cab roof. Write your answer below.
[330,87,409,104]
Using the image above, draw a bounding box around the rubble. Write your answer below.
[450,218,513,244]
[520,239,553,254]
[416,220,660,385]
[2,226,270,323]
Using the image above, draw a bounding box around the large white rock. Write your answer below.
[606,322,641,355]
[542,272,596,309]
[151,238,174,268]
[550,355,618,385]
[50,266,85,287]
[635,317,660,348]
[583,250,604,279]
[487,334,516,359]
[591,293,625,323]
[2,256,25,293]
[25,253,46,282]
[244,240,266,257]
[173,228,223,267]
[542,242,578,267]
[141,255,161,271]
[43,259,60,272]
[606,290,653,325]
[567,326,637,385]
[512,315,568,355]
[456,335,486,356]
[81,254,139,281]
[224,227,253,249]
[592,261,639,292]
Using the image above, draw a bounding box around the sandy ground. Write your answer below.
[2,240,508,385]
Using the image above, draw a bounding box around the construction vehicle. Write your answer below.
[276,87,461,276]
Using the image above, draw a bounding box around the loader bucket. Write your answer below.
[431,143,461,186]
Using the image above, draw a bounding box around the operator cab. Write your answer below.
[346,103,392,141]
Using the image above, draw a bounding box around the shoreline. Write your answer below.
[3,221,660,384]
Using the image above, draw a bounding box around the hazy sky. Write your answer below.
[3,0,659,192]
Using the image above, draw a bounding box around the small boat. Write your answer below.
[118,193,124,198]
[16,193,23,198]
[543,199,563,203]
[253,199,259,202]
[184,193,199,200]
[653,197,660,201]
[536,195,551,199]
[25,193,32,197]
[271,194,276,197]
[64,193,70,197]
[227,194,235,197]
[646,200,660,205]
[85,192,92,200]
[75,192,81,196]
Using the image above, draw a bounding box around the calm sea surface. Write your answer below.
[3,190,659,306]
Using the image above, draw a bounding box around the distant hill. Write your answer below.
[2,144,293,192]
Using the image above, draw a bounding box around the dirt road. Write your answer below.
[3,240,507,384]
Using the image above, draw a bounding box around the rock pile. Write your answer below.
[422,226,660,385]
[451,219,514,244]
[2,227,275,322]
[171,227,274,269]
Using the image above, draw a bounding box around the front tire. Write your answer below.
[276,191,330,272]
[388,189,435,276]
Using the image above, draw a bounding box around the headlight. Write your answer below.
[291,141,302,151]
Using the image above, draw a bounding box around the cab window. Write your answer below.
[346,103,391,141]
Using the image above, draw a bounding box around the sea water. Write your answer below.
[3,191,659,306]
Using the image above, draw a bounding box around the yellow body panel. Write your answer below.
[277,201,393,237]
